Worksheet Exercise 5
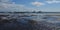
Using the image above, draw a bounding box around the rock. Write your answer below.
[0,13,55,30]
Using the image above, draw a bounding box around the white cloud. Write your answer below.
[0,0,44,12]
[46,0,60,4]
[31,2,45,7]
[0,0,12,3]
[0,0,37,12]
[0,3,29,12]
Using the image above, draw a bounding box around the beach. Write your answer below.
[0,13,60,30]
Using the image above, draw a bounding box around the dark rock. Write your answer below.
[0,14,55,30]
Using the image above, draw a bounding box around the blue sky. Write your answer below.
[0,0,60,12]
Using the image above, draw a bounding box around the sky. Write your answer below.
[0,0,60,12]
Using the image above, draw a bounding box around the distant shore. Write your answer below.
[0,12,60,13]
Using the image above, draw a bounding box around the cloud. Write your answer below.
[0,0,12,3]
[31,2,45,7]
[0,0,10,2]
[0,3,29,12]
[0,0,37,12]
[46,0,60,4]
